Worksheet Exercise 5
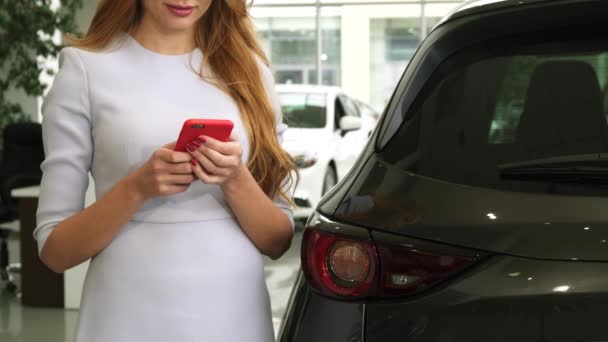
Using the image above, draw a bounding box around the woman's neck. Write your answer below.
[131,19,197,55]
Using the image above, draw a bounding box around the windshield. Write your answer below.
[380,40,608,196]
[279,93,327,129]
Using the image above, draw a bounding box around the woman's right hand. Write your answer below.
[128,142,196,200]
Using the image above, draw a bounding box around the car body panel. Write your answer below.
[277,272,365,342]
[333,154,608,261]
[366,253,608,341]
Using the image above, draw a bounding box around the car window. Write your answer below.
[380,43,608,196]
[334,96,346,130]
[488,55,608,144]
[279,93,327,129]
[357,101,380,120]
[340,95,360,117]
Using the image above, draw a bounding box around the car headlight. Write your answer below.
[293,153,318,169]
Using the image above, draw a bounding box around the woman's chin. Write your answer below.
[163,20,199,33]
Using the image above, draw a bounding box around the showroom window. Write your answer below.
[251,1,463,111]
[370,18,420,111]
[254,16,341,86]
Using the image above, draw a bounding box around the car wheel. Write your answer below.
[322,166,338,196]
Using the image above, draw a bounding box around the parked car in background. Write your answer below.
[279,0,608,341]
[277,84,377,220]
[354,98,381,125]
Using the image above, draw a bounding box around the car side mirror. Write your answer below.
[339,116,362,133]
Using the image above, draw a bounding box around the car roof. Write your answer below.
[438,0,596,28]
[275,84,343,96]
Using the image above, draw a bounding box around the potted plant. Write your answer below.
[0,0,82,154]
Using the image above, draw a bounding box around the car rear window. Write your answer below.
[279,93,326,129]
[380,43,608,195]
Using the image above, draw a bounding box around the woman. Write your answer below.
[34,1,297,341]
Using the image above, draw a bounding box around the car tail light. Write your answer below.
[375,243,475,298]
[302,229,378,298]
[302,213,481,300]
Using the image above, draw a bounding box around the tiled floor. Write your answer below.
[0,222,303,341]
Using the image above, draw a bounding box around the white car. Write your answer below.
[277,84,378,220]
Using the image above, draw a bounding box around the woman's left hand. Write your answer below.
[186,133,246,187]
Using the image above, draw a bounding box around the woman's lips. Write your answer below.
[166,4,195,17]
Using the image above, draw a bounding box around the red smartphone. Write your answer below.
[174,119,234,152]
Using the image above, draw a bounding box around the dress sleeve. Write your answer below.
[34,47,93,255]
[258,57,296,230]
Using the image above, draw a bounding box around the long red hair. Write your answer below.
[67,0,296,204]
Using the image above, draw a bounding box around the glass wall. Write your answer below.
[370,18,419,110]
[255,16,341,86]
[251,0,464,111]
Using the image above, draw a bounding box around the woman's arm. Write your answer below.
[222,166,293,260]
[36,48,196,273]
[188,135,293,260]
[40,175,144,273]
[41,147,195,273]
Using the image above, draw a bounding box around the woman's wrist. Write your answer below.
[120,172,146,203]
[221,164,251,196]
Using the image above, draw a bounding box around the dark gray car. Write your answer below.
[279,0,608,341]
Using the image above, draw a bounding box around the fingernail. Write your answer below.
[191,159,196,166]
[186,145,195,152]
[191,140,201,148]
[197,137,206,144]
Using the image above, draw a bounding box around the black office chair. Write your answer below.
[0,122,44,293]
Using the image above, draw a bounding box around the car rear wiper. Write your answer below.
[498,153,608,182]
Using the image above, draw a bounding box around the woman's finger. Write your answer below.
[228,131,238,142]
[197,135,241,157]
[163,173,196,185]
[198,143,239,169]
[164,161,194,175]
[192,161,224,184]
[161,184,191,195]
[162,141,177,150]
[188,147,231,177]
[156,147,191,164]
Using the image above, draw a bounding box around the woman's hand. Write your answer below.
[129,141,196,200]
[187,133,294,259]
[186,133,246,189]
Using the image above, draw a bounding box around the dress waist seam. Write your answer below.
[129,216,236,225]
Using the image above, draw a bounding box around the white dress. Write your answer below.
[34,35,293,342]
